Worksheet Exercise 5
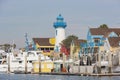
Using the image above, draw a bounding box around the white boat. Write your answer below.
[0,64,8,73]
[92,61,108,67]
[0,50,8,73]
[113,66,120,73]
[0,50,52,73]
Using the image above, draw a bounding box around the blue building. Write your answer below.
[80,28,120,54]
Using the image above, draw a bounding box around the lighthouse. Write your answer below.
[53,14,67,52]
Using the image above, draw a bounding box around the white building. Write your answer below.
[53,14,67,52]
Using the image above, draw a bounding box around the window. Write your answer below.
[37,52,42,55]
[46,48,49,50]
[50,48,54,50]
[41,48,44,50]
[29,61,32,63]
[19,61,22,63]
[94,39,99,43]
[94,39,100,46]
[27,52,35,57]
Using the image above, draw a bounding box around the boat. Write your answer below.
[0,50,52,73]
[113,66,120,73]
[9,50,52,73]
[0,50,8,73]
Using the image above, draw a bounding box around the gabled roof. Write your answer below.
[33,38,55,46]
[108,37,120,47]
[74,39,87,47]
[70,39,86,47]
[90,28,120,36]
[74,39,86,45]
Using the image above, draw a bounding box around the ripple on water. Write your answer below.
[0,74,120,80]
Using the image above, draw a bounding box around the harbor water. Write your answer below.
[0,74,120,80]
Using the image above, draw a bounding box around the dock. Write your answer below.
[31,72,120,76]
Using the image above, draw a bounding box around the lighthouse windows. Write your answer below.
[56,30,57,36]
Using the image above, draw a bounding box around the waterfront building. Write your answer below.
[104,35,120,53]
[31,14,67,56]
[86,28,105,53]
[32,38,55,56]
[80,28,120,54]
[53,14,67,52]
[71,39,86,59]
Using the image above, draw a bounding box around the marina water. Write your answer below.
[0,74,120,80]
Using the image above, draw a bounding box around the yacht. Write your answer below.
[0,50,52,73]
[0,50,8,73]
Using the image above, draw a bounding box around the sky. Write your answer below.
[0,0,120,48]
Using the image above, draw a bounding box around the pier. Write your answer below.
[31,72,120,76]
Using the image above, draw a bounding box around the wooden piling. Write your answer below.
[8,55,10,73]
[25,55,27,73]
[98,52,101,74]
[63,54,65,67]
[70,40,74,73]
[38,55,41,72]
[108,51,112,73]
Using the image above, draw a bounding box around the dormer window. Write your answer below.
[109,32,118,37]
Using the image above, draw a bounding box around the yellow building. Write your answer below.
[32,61,54,73]
[33,38,55,56]
[71,39,86,60]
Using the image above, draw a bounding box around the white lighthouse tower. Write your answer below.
[53,14,67,52]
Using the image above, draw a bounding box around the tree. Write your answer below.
[60,35,78,56]
[2,43,16,52]
[98,24,108,29]
[60,44,69,56]
[11,44,16,49]
[4,44,11,52]
[62,35,78,49]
